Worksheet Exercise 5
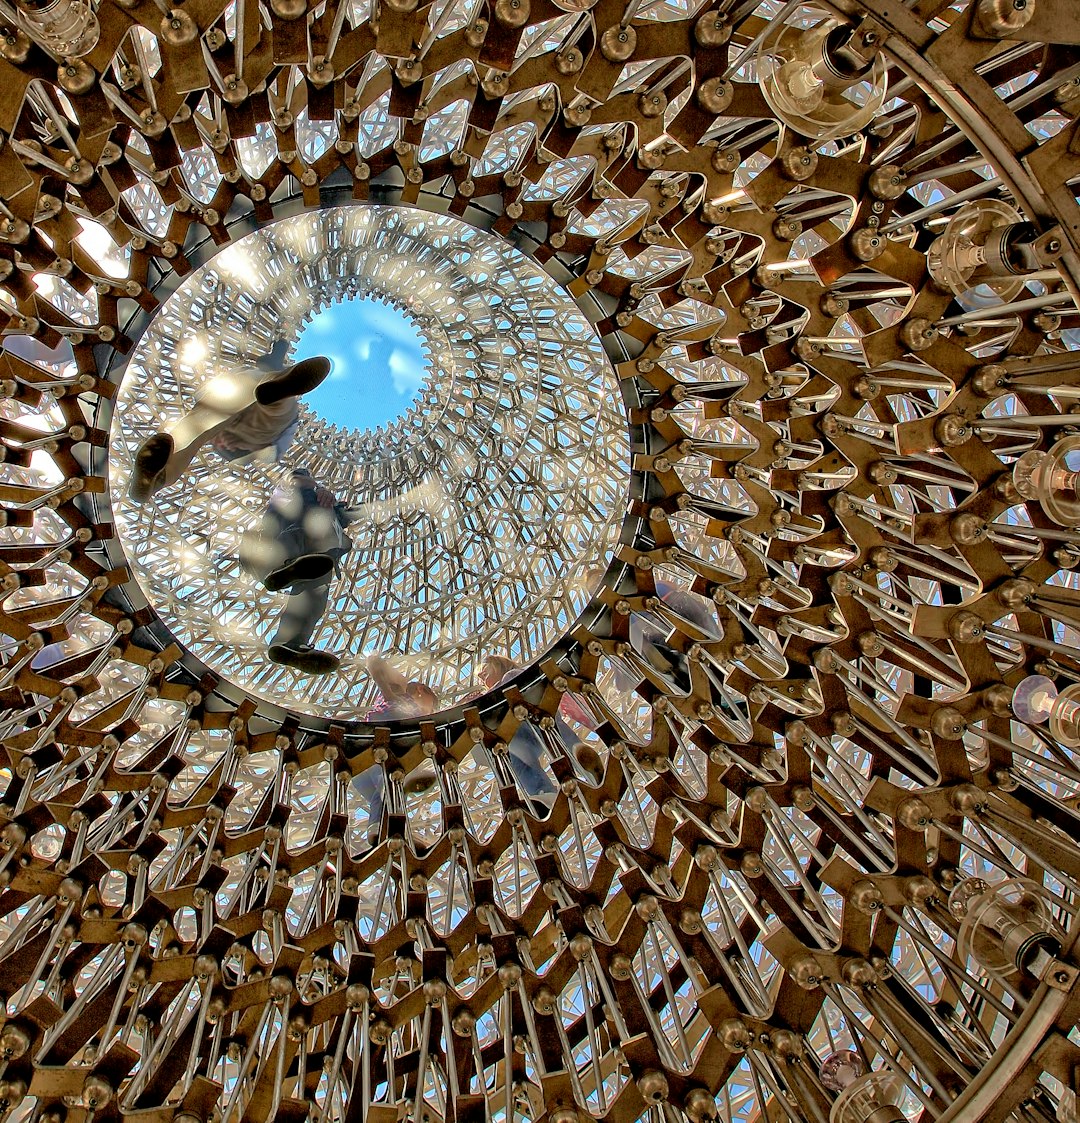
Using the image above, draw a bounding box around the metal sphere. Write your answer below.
[636,1069,669,1103]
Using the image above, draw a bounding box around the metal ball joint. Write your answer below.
[684,1088,719,1123]
[636,1069,670,1103]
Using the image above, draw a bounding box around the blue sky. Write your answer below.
[291,296,428,430]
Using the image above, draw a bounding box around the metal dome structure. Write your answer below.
[0,0,1077,1122]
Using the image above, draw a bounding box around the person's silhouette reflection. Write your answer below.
[240,468,359,675]
[129,343,331,502]
[364,655,440,720]
[468,655,604,810]
[629,576,722,693]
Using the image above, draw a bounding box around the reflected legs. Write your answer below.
[507,723,558,808]
[239,524,341,674]
[352,765,385,843]
[271,578,329,649]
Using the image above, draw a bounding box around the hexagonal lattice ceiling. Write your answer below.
[110,205,630,719]
[0,1,1079,1123]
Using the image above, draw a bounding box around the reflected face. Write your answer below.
[406,682,439,713]
[479,659,504,690]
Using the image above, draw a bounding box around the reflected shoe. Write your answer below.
[573,742,605,785]
[255,357,332,405]
[403,764,437,796]
[267,643,341,675]
[651,642,692,694]
[526,791,558,819]
[129,433,174,502]
[263,552,334,592]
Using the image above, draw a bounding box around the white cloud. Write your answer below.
[388,348,424,396]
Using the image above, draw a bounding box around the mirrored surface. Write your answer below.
[110,206,631,720]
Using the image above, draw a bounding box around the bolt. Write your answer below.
[1046,239,1061,253]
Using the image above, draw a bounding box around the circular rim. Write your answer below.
[107,204,632,721]
[1,2,1080,1121]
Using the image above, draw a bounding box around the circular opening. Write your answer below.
[109,205,631,723]
[291,295,430,432]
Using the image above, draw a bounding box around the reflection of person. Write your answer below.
[469,654,605,797]
[629,576,721,693]
[351,759,437,847]
[239,467,359,675]
[631,576,720,649]
[353,655,440,843]
[472,654,517,697]
[364,655,440,720]
[351,763,385,846]
[129,343,331,502]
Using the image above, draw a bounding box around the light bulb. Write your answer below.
[1011,675,1080,747]
[927,199,1039,301]
[821,1058,905,1123]
[757,13,887,141]
[820,1050,865,1092]
[949,877,1063,983]
[1011,674,1058,725]
[1012,435,1080,527]
[15,0,99,58]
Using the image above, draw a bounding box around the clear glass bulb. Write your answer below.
[828,1071,906,1123]
[1012,436,1080,526]
[1012,674,1058,724]
[950,877,1062,982]
[756,13,886,141]
[16,0,99,58]
[926,199,1031,300]
[821,1050,865,1092]
[1011,676,1080,746]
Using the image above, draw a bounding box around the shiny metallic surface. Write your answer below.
[109,206,630,718]
[0,0,1077,1121]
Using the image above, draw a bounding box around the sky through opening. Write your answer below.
[290,295,428,431]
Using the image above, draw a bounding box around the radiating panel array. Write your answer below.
[0,0,1077,1121]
